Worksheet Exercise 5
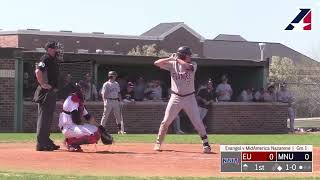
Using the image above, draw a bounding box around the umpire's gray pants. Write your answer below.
[37,91,56,146]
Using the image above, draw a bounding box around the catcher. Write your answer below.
[58,81,113,152]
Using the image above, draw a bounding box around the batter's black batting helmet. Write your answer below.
[177,46,192,60]
[108,71,117,77]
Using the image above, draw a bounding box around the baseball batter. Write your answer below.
[153,46,211,153]
[101,71,126,134]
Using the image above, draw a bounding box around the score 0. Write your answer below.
[242,152,276,161]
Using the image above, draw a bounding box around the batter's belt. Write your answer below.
[106,98,120,101]
[62,110,71,115]
[171,91,195,97]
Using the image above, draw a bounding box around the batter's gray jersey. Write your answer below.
[161,61,197,95]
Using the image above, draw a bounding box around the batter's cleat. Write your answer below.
[153,143,161,151]
[203,145,211,154]
[117,130,127,135]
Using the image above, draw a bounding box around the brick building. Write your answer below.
[1,22,317,88]
[0,22,317,133]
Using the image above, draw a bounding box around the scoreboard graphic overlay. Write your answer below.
[221,145,313,173]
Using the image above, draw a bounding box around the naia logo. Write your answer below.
[285,8,311,31]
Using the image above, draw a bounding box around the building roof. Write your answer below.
[213,34,247,41]
[0,22,317,64]
[140,22,183,36]
[0,30,161,40]
[203,40,318,65]
[140,22,205,42]
[0,22,206,41]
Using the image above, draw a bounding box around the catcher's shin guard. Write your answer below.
[66,131,100,146]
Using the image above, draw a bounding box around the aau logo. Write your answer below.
[285,8,311,31]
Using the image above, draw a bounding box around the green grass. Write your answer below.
[0,133,319,146]
[0,172,319,180]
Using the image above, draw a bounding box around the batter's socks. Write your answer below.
[201,135,210,147]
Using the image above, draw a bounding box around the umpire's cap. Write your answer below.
[108,71,117,77]
[177,46,192,60]
[45,41,58,50]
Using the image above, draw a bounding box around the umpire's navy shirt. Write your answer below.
[37,53,59,89]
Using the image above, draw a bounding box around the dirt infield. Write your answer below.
[0,143,318,177]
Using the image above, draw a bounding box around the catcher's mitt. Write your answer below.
[101,131,113,145]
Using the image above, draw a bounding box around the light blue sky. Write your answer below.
[1,0,320,60]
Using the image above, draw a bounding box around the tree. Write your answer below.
[127,44,170,57]
[127,45,142,56]
[269,56,298,84]
[157,49,171,57]
[269,56,320,117]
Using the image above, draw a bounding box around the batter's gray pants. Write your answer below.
[157,94,207,144]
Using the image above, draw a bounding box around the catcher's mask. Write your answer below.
[207,79,213,87]
[69,81,86,101]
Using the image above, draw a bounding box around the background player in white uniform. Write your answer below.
[277,83,295,132]
[59,82,103,152]
[153,46,211,153]
[101,71,126,134]
[216,75,233,101]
